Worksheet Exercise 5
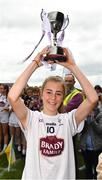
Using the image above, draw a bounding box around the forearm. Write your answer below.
[8,60,38,102]
[8,46,49,104]
[59,47,98,124]
[67,64,98,104]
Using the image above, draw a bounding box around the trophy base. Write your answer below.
[43,46,67,62]
[43,54,66,62]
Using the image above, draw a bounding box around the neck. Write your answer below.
[67,87,74,93]
[42,109,58,116]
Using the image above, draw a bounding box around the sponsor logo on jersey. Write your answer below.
[40,136,64,156]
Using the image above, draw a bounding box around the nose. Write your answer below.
[51,93,56,100]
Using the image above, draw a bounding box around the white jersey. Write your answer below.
[0,94,9,112]
[19,109,84,180]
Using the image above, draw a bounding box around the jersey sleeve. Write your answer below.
[67,109,84,136]
[18,109,34,139]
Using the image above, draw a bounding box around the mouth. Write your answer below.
[49,102,56,105]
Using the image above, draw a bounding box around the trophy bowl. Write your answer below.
[48,11,64,34]
[43,11,68,62]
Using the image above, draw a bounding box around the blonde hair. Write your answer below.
[41,76,65,96]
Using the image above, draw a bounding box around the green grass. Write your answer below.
[0,150,25,179]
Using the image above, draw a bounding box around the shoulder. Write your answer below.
[59,110,76,120]
[29,110,41,118]
[25,110,41,129]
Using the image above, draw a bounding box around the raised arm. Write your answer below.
[57,48,98,125]
[8,47,49,128]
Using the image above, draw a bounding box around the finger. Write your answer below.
[55,60,59,64]
[42,48,50,56]
[47,60,54,64]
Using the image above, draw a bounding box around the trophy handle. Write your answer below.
[40,9,44,21]
[60,15,69,31]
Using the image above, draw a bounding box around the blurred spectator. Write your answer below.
[22,86,42,111]
[9,109,22,153]
[80,94,102,179]
[22,86,34,108]
[29,86,43,111]
[94,85,102,94]
[0,84,10,152]
[94,85,102,112]
[63,74,84,112]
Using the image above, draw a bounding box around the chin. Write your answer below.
[47,107,57,113]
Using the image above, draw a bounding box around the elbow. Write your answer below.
[8,92,17,104]
[93,93,99,104]
[90,94,98,107]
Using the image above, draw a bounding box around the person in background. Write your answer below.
[63,73,84,178]
[63,73,84,112]
[29,86,43,111]
[23,86,34,108]
[95,85,102,179]
[9,109,22,151]
[8,46,98,180]
[0,84,4,151]
[94,85,102,112]
[0,84,10,152]
[80,87,102,179]
[0,84,4,95]
[94,85,102,94]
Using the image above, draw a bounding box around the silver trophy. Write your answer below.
[41,11,69,62]
[23,10,69,63]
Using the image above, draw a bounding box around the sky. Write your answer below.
[0,0,102,88]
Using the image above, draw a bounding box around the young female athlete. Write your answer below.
[8,46,98,180]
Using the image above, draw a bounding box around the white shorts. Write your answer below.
[0,111,9,123]
[9,112,20,127]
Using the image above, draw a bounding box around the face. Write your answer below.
[0,85,4,94]
[33,91,40,96]
[64,74,75,90]
[42,81,64,115]
[26,89,33,97]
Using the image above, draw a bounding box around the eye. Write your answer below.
[46,91,52,94]
[56,92,62,96]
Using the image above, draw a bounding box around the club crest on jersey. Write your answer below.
[40,136,64,156]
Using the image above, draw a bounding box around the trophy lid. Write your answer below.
[48,11,64,34]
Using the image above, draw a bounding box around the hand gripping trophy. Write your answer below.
[23,9,69,64]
